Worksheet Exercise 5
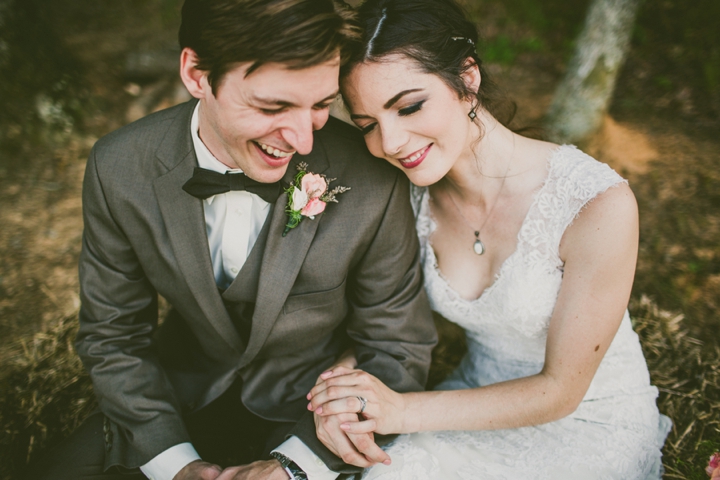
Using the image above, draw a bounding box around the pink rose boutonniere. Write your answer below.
[283,162,350,236]
[707,452,720,479]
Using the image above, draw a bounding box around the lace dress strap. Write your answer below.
[537,146,628,259]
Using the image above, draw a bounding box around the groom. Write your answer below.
[28,1,437,479]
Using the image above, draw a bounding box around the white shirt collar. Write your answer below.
[190,102,243,205]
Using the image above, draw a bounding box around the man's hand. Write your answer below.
[215,459,289,479]
[314,411,390,467]
[173,460,222,480]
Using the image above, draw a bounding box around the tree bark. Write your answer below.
[545,0,642,144]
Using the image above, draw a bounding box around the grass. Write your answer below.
[1,293,717,479]
[0,315,96,480]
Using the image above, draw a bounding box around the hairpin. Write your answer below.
[451,36,475,46]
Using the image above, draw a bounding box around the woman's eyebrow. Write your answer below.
[383,88,424,109]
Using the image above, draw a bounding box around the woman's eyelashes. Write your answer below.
[398,100,426,116]
[359,100,426,135]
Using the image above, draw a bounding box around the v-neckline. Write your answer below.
[421,145,562,303]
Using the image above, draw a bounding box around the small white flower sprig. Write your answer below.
[282,162,350,237]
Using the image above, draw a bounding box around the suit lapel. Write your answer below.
[153,101,242,352]
[239,147,329,366]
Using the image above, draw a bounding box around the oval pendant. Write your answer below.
[473,239,485,255]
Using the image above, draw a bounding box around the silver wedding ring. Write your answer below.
[356,396,367,414]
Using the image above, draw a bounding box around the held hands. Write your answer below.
[308,366,406,436]
[313,411,390,467]
[213,460,289,479]
[173,459,288,480]
[173,460,222,480]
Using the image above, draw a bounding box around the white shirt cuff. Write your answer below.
[140,442,201,480]
[272,436,339,480]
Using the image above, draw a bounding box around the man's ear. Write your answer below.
[460,57,481,97]
[180,48,211,100]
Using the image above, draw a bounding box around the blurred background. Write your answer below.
[0,0,718,478]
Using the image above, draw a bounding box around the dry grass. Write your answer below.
[631,296,720,479]
[1,294,716,479]
[0,314,95,480]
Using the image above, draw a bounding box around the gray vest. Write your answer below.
[220,209,273,349]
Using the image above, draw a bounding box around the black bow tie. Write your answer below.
[182,167,282,203]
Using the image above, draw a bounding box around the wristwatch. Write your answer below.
[270,451,308,480]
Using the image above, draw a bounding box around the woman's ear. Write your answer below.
[179,47,211,100]
[460,57,481,97]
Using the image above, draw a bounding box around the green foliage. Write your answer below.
[482,35,544,64]
[622,0,720,119]
[463,0,590,55]
[0,0,86,153]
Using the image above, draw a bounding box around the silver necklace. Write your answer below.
[445,160,511,256]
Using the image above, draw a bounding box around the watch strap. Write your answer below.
[271,451,308,480]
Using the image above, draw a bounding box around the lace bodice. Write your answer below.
[411,146,650,401]
[363,146,670,480]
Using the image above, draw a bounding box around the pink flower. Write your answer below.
[708,452,720,479]
[301,197,326,217]
[301,173,327,199]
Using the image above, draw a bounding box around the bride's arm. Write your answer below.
[309,184,639,435]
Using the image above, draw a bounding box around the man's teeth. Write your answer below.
[258,142,295,158]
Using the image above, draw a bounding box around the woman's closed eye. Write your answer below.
[358,100,426,135]
[398,100,425,116]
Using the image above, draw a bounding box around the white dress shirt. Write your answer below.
[140,103,339,480]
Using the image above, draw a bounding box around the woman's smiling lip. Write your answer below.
[398,144,432,169]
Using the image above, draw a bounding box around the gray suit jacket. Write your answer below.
[76,100,437,473]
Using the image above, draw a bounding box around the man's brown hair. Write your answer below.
[179,0,359,94]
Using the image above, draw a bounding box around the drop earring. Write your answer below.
[468,104,478,120]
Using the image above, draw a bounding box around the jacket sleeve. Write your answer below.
[289,170,438,474]
[76,147,190,469]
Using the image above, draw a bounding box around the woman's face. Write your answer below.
[342,54,477,186]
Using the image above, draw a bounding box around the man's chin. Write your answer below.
[245,162,292,185]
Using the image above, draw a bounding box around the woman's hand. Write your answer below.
[313,410,391,467]
[307,366,406,435]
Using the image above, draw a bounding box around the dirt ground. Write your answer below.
[0,0,719,477]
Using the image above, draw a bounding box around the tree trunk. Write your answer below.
[545,0,642,145]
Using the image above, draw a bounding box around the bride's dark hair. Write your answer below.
[341,0,516,128]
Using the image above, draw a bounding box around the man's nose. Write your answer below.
[282,109,325,155]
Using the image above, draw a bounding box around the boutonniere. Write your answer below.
[283,162,350,236]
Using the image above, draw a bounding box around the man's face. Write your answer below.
[195,58,340,183]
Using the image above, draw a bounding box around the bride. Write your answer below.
[307,0,671,478]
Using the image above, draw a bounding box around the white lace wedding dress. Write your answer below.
[363,146,671,480]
